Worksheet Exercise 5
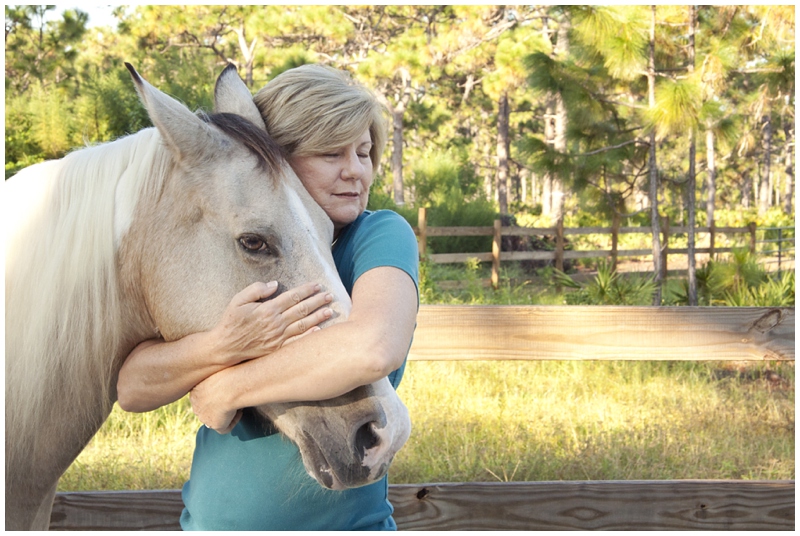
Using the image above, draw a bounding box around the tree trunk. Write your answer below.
[520,167,529,204]
[784,117,794,215]
[391,107,405,205]
[686,5,697,306]
[496,92,510,215]
[541,12,569,222]
[648,5,663,305]
[705,127,716,228]
[542,98,555,217]
[742,171,752,209]
[386,69,413,206]
[235,26,257,87]
[551,13,570,222]
[759,113,772,215]
[552,90,567,221]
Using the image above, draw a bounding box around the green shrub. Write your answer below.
[665,248,795,306]
[402,147,497,254]
[555,261,657,305]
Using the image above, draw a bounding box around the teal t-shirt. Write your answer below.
[180,210,419,530]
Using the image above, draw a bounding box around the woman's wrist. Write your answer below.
[204,325,239,368]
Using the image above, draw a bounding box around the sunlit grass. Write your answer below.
[59,398,198,491]
[390,360,794,484]
[59,359,794,491]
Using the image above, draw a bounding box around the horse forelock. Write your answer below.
[5,129,171,469]
[202,112,286,180]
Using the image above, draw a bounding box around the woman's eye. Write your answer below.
[239,235,270,253]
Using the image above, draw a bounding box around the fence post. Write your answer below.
[709,221,716,260]
[555,217,565,273]
[611,212,620,272]
[778,227,783,272]
[417,207,427,258]
[492,219,501,289]
[748,222,757,255]
[661,215,670,278]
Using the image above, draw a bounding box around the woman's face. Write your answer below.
[289,129,373,235]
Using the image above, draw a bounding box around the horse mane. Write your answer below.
[5,127,172,458]
[203,112,286,177]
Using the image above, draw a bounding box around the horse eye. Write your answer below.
[238,235,270,254]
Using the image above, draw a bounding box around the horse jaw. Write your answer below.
[261,377,411,490]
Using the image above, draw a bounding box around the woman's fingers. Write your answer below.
[232,281,279,307]
[259,282,321,311]
[285,291,334,322]
[218,409,243,435]
[282,326,321,347]
[257,283,334,321]
[291,306,333,336]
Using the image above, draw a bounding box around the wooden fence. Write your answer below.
[416,207,795,287]
[51,305,795,530]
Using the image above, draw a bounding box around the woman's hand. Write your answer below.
[209,281,333,367]
[190,312,322,433]
[189,368,243,434]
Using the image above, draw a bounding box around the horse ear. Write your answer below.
[125,62,217,162]
[213,64,266,129]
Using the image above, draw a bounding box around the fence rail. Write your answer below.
[757,226,796,271]
[51,305,795,530]
[416,208,795,287]
[52,480,795,531]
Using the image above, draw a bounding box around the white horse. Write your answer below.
[4,64,411,530]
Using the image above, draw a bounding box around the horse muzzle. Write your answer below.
[263,378,411,490]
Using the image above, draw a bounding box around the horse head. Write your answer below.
[120,64,410,490]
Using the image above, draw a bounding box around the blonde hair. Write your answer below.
[253,64,387,173]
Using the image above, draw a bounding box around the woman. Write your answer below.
[116,64,419,530]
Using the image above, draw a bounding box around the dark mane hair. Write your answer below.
[204,112,286,176]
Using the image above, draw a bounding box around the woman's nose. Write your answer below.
[340,150,365,181]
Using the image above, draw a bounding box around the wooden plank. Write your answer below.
[425,226,493,237]
[429,252,493,263]
[51,481,794,531]
[563,226,612,235]
[390,480,795,531]
[501,226,556,236]
[407,305,795,361]
[430,248,740,264]
[498,251,555,261]
[420,225,752,239]
[51,490,183,531]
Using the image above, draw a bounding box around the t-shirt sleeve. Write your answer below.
[343,210,419,389]
[347,210,420,300]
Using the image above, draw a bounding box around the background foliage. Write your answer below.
[5,5,795,239]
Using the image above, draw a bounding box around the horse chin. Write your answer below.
[297,431,390,491]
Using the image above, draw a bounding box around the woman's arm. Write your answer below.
[190,266,418,432]
[116,281,334,413]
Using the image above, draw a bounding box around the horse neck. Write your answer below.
[5,129,170,459]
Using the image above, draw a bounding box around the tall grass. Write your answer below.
[59,359,794,491]
[391,360,794,484]
[59,398,197,491]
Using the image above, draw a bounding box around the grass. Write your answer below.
[391,360,794,484]
[59,359,795,491]
[59,398,198,491]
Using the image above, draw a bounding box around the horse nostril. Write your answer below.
[354,422,380,456]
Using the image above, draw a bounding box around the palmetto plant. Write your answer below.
[555,260,658,305]
[668,248,795,306]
